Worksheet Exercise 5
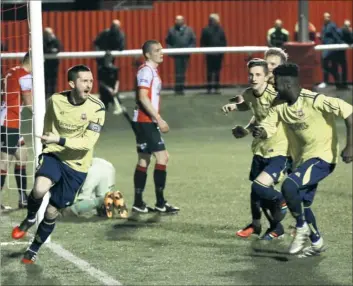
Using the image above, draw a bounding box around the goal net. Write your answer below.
[1,1,47,238]
[0,2,34,210]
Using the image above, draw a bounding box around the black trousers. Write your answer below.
[336,51,348,86]
[206,55,223,92]
[45,73,58,99]
[174,55,189,93]
[99,87,114,110]
[44,62,59,99]
[322,52,340,87]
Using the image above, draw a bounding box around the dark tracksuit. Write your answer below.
[321,21,343,87]
[337,26,353,87]
[98,64,119,110]
[94,28,125,67]
[43,36,62,99]
[166,25,196,94]
[200,23,227,93]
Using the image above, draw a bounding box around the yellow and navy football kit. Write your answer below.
[36,91,105,208]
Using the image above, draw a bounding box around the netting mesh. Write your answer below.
[1,2,35,208]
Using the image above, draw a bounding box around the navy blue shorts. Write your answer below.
[35,154,87,209]
[287,158,336,204]
[249,155,292,184]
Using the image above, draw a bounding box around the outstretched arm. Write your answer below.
[222,95,250,113]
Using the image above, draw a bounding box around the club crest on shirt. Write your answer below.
[81,113,87,121]
[296,109,304,117]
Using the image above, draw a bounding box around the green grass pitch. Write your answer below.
[1,88,352,285]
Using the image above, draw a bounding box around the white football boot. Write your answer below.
[298,237,327,258]
[289,222,310,254]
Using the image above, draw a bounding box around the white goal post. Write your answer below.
[28,0,49,242]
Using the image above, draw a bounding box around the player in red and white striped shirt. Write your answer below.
[131,40,179,214]
[0,52,32,209]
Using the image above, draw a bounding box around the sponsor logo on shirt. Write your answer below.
[297,109,305,117]
[139,79,149,84]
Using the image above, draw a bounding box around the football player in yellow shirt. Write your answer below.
[230,47,288,137]
[222,59,289,240]
[12,65,106,264]
[254,63,353,256]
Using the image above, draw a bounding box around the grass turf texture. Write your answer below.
[1,88,352,285]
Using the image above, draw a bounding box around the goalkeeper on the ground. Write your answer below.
[62,157,128,219]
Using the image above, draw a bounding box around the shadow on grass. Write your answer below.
[216,239,332,285]
[1,248,61,285]
[106,219,237,243]
[105,212,163,241]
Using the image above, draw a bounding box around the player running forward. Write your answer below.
[1,52,32,209]
[254,63,353,255]
[132,40,179,214]
[11,65,106,264]
[62,157,128,219]
[222,59,289,240]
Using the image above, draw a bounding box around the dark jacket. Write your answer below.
[267,27,289,47]
[43,35,62,75]
[340,26,353,44]
[321,21,343,58]
[165,25,196,52]
[94,28,125,51]
[200,23,227,48]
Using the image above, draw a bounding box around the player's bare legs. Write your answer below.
[22,203,60,264]
[12,176,52,239]
[132,153,151,213]
[14,142,28,208]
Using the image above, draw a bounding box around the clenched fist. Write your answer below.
[232,125,249,139]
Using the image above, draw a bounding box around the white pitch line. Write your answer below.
[47,242,122,286]
[1,216,122,286]
[1,241,30,246]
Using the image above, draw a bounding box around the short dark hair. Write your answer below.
[247,58,269,75]
[142,40,160,58]
[273,63,299,77]
[67,65,91,81]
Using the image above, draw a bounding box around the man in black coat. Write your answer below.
[98,51,119,112]
[318,13,343,89]
[337,20,353,89]
[166,15,196,95]
[94,19,125,68]
[200,14,227,94]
